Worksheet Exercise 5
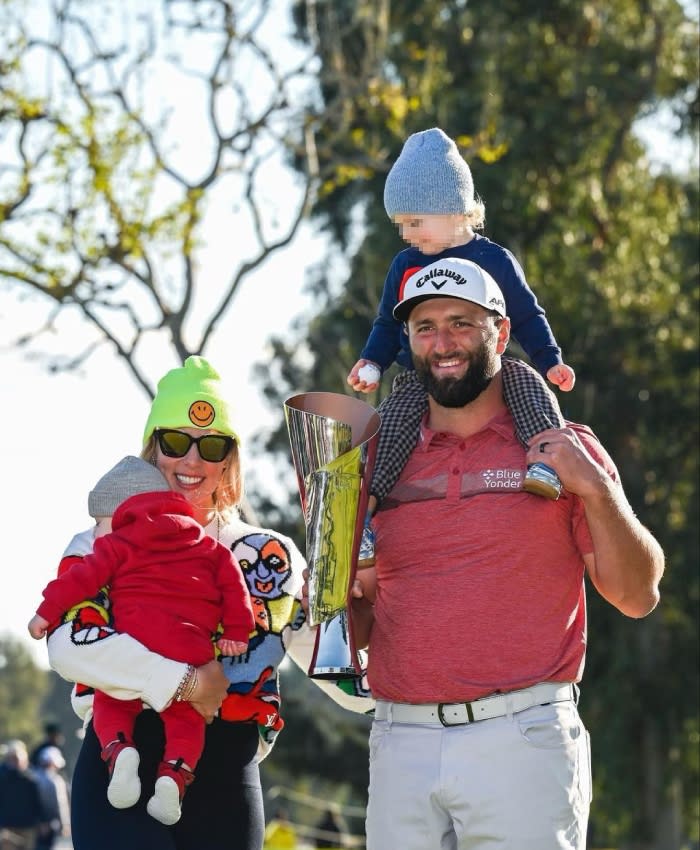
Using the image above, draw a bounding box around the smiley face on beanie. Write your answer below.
[188,400,216,428]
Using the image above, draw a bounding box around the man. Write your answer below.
[344,257,664,849]
[29,723,66,769]
[34,747,71,850]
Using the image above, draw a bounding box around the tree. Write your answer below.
[259,1,699,846]
[0,634,50,745]
[0,0,328,395]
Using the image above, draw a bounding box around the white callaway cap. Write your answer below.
[393,257,506,322]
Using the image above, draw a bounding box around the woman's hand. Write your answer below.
[188,659,230,722]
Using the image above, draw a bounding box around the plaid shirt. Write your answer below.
[370,357,564,501]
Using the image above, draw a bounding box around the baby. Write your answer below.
[29,455,254,825]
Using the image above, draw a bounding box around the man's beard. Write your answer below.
[414,341,498,408]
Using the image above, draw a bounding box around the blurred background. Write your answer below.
[1,1,697,848]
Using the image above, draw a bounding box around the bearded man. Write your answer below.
[347,257,664,850]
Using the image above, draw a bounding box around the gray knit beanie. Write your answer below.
[383,128,475,218]
[88,455,169,518]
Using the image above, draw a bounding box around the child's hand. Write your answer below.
[547,363,576,392]
[28,614,49,640]
[217,638,248,657]
[347,359,381,393]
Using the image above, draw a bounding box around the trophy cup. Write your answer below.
[284,392,380,679]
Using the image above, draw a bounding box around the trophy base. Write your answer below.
[309,666,361,681]
[308,611,363,680]
[523,462,561,500]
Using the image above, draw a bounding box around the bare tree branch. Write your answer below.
[1,0,406,395]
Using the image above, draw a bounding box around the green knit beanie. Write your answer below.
[142,356,240,446]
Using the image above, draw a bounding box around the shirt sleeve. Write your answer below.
[360,256,407,370]
[46,530,187,713]
[47,621,187,713]
[218,551,256,642]
[37,537,119,624]
[482,246,563,375]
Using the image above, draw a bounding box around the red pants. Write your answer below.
[92,691,204,769]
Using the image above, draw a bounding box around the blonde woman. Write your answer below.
[47,356,307,850]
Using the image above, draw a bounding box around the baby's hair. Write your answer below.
[466,198,486,230]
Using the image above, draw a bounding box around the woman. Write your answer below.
[47,356,307,850]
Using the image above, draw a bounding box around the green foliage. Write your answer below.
[0,635,50,745]
[260,662,371,844]
[35,672,85,775]
[264,662,371,791]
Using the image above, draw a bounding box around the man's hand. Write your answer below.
[352,567,377,604]
[528,428,609,499]
[300,568,311,619]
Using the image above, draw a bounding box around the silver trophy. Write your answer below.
[284,392,380,679]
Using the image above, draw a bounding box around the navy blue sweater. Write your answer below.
[361,235,562,376]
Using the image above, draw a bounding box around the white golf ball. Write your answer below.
[358,364,381,384]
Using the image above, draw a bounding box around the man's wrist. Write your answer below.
[578,467,618,506]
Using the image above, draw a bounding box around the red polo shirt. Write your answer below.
[368,409,618,704]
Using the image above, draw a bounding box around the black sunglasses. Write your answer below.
[154,429,234,463]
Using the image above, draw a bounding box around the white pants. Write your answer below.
[366,701,591,850]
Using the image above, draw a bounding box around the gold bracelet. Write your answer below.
[181,668,198,702]
[175,664,195,702]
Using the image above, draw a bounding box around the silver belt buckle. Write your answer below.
[437,702,474,726]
